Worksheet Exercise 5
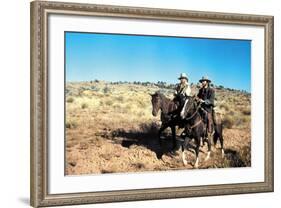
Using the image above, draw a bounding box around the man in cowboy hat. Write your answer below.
[197,76,216,136]
[168,73,191,156]
[174,73,191,108]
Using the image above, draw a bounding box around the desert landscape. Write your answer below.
[65,80,251,175]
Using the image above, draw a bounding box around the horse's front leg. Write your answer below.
[200,137,203,147]
[158,123,169,147]
[171,125,176,150]
[158,125,164,147]
[194,138,200,168]
[170,125,183,156]
[219,133,224,158]
[204,137,211,161]
[182,136,191,166]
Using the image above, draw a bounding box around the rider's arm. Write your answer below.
[196,88,202,101]
[204,88,215,106]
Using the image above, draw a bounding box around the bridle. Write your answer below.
[182,99,201,121]
[152,94,162,114]
[189,118,203,129]
[183,100,204,130]
[153,93,169,115]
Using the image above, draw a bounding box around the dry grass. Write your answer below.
[65,81,251,175]
[81,103,88,109]
[65,119,78,129]
[66,97,74,103]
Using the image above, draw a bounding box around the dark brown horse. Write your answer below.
[150,92,181,151]
[180,96,224,167]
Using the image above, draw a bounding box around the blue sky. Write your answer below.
[65,32,251,92]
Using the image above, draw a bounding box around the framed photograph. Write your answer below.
[30,1,274,207]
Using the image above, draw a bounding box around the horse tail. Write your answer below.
[213,113,223,149]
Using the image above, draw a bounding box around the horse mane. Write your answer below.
[155,91,171,101]
[190,96,200,111]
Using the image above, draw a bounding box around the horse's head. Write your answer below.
[150,92,161,116]
[180,95,196,119]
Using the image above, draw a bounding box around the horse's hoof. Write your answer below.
[221,149,225,158]
[205,151,211,161]
[167,150,180,157]
[194,158,199,168]
[183,159,188,166]
[156,152,163,160]
[182,151,188,166]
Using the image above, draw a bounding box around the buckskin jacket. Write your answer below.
[174,83,191,97]
[197,86,215,112]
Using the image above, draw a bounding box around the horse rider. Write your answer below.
[174,73,191,109]
[196,76,216,138]
[169,73,191,155]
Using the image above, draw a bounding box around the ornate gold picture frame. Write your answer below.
[30,1,273,207]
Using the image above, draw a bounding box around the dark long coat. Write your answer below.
[197,86,215,112]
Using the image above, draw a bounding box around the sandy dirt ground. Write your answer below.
[65,81,251,175]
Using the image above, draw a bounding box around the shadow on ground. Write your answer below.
[224,148,248,167]
[108,122,177,159]
[102,122,205,160]
[99,122,251,168]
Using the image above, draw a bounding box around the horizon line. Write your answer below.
[66,79,251,93]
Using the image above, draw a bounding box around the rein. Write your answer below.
[184,102,201,121]
[183,100,204,129]
[160,98,171,115]
[189,118,202,129]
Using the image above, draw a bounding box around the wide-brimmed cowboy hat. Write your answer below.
[199,76,211,83]
[178,73,188,80]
